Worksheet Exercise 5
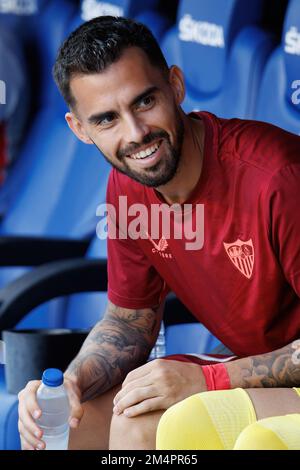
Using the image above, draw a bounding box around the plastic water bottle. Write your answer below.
[36,368,70,450]
[149,322,166,360]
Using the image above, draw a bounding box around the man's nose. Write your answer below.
[123,115,151,144]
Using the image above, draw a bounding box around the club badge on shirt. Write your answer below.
[223,238,254,279]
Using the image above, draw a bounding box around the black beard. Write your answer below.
[91,112,184,188]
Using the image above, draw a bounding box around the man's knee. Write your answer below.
[156,394,221,450]
[157,389,257,450]
[109,410,163,450]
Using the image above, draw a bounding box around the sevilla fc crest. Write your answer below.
[223,239,254,279]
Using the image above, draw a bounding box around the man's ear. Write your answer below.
[168,65,185,105]
[65,112,93,144]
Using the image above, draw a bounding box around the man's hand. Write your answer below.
[112,359,207,418]
[18,375,83,450]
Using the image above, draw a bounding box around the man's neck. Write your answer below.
[156,113,205,205]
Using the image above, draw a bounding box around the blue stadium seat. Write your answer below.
[0,0,77,214]
[0,0,76,108]
[0,26,29,176]
[165,324,220,356]
[0,364,19,450]
[161,0,275,118]
[63,237,108,330]
[79,0,174,40]
[0,128,111,329]
[255,0,300,134]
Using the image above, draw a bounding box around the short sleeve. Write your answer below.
[106,170,166,309]
[266,163,300,297]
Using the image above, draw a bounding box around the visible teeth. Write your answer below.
[131,142,160,159]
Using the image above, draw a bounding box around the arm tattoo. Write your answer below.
[66,301,162,401]
[226,340,300,388]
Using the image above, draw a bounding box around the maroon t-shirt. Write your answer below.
[106,111,300,357]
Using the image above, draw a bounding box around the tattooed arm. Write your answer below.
[225,340,300,388]
[65,300,163,402]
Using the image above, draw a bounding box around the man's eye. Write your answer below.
[97,114,115,126]
[138,95,155,108]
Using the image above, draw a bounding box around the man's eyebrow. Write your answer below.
[88,110,114,125]
[129,86,159,107]
[87,86,159,125]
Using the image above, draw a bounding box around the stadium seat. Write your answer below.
[0,0,77,214]
[0,122,111,329]
[0,364,19,450]
[161,0,275,119]
[79,0,175,40]
[0,26,29,181]
[0,0,76,108]
[255,0,300,134]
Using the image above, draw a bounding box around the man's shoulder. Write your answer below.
[218,116,300,174]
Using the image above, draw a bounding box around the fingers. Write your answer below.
[118,397,163,418]
[114,359,165,404]
[63,379,84,429]
[18,420,45,450]
[18,380,45,450]
[113,360,165,413]
[113,360,170,417]
[18,405,43,441]
[114,374,152,407]
[113,385,159,416]
[19,380,41,421]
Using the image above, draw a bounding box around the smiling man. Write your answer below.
[17,16,300,450]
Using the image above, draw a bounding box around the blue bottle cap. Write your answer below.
[42,368,64,387]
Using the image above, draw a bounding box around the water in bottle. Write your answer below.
[36,368,70,450]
